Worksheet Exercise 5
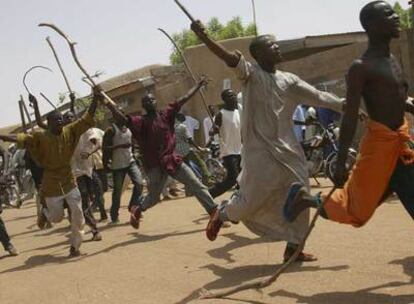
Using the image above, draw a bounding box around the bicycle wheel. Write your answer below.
[325,150,357,183]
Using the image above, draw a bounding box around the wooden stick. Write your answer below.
[39,92,57,109]
[23,65,53,95]
[18,96,28,134]
[174,0,196,22]
[45,36,74,96]
[38,23,116,106]
[251,0,258,37]
[158,28,214,124]
[199,187,337,299]
[20,96,35,133]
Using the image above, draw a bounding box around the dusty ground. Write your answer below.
[0,179,413,304]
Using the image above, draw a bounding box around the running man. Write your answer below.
[104,77,218,230]
[284,1,414,227]
[190,17,344,261]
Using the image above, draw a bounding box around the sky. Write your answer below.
[0,0,409,127]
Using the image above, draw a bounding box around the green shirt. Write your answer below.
[17,112,95,197]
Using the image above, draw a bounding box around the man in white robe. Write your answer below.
[191,21,343,261]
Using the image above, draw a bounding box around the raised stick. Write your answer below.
[158,28,214,124]
[174,0,196,22]
[199,187,337,299]
[45,36,74,95]
[20,96,35,133]
[39,92,57,109]
[18,96,28,133]
[38,23,116,106]
[251,0,258,37]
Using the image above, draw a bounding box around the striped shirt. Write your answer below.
[174,122,192,157]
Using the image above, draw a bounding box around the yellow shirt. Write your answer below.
[17,112,95,197]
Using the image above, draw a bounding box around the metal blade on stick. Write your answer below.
[23,65,53,96]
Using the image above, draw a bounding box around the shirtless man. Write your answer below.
[284,1,414,227]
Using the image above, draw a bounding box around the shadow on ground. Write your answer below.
[0,227,205,275]
[270,281,413,304]
[265,257,414,304]
[175,263,349,304]
[206,233,273,263]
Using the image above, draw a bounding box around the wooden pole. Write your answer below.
[39,92,57,109]
[251,0,258,37]
[45,36,74,96]
[18,96,28,134]
[174,0,196,22]
[20,96,34,133]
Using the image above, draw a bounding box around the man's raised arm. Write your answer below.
[191,21,240,68]
[176,76,208,107]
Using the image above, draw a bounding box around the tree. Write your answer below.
[169,16,257,65]
[393,1,412,30]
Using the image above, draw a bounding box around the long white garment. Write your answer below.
[72,128,102,178]
[90,128,105,170]
[219,108,242,157]
[225,54,343,243]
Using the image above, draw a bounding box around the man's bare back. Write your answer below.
[358,53,406,130]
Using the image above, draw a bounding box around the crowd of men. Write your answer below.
[0,2,413,278]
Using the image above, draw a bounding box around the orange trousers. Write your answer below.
[324,120,414,227]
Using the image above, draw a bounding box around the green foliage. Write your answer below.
[75,96,106,122]
[393,2,412,30]
[169,16,257,65]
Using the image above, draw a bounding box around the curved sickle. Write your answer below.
[38,23,116,106]
[158,28,213,124]
[22,65,53,95]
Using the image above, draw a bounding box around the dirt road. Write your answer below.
[0,181,413,304]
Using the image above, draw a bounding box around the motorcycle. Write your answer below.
[0,155,22,209]
[187,142,227,184]
[295,118,357,185]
